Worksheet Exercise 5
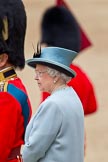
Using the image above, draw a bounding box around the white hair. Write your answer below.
[47,67,71,83]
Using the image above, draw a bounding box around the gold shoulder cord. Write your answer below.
[0,81,8,92]
[0,82,5,92]
[4,81,8,92]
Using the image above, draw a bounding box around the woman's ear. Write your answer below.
[53,75,60,83]
[0,53,8,68]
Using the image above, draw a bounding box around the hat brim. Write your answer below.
[26,58,76,78]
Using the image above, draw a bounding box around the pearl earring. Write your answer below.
[53,80,56,84]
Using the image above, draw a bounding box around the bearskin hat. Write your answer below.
[41,6,81,52]
[0,0,27,69]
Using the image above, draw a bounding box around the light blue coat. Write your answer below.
[22,87,84,162]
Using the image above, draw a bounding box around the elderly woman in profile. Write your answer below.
[22,46,84,162]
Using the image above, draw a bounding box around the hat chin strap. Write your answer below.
[2,16,9,41]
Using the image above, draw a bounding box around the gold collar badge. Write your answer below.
[0,67,17,92]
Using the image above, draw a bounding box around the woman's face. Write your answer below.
[34,64,54,93]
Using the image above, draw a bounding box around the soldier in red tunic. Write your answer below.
[40,4,98,155]
[40,4,98,116]
[0,0,32,161]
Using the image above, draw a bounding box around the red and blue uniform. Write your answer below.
[0,67,32,162]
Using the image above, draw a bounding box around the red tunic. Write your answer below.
[0,77,32,162]
[41,64,97,115]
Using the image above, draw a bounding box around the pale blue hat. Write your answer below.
[26,47,77,78]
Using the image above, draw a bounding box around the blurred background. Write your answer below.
[19,0,108,161]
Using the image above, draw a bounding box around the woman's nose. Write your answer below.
[34,74,39,80]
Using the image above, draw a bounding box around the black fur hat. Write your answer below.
[41,6,80,52]
[0,0,27,69]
